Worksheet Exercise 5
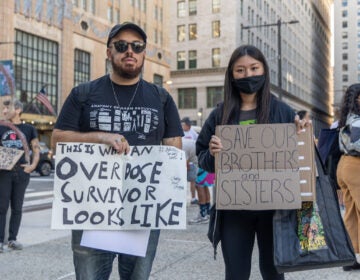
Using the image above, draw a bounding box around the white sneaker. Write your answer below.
[188,214,209,225]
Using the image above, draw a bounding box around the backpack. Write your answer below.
[339,113,360,156]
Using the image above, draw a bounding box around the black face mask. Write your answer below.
[232,75,265,94]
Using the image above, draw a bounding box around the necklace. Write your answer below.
[109,75,141,108]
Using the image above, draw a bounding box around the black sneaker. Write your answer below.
[343,262,360,271]
[8,240,23,250]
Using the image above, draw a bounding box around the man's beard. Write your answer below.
[111,55,144,79]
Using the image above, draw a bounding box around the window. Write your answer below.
[153,74,163,87]
[81,0,87,10]
[177,51,186,69]
[212,48,220,67]
[342,42,348,50]
[107,6,113,22]
[212,0,220,13]
[177,1,186,17]
[342,21,348,28]
[342,10,348,17]
[189,24,197,40]
[342,64,348,71]
[14,30,58,115]
[207,87,223,108]
[343,53,348,60]
[90,0,95,14]
[342,0,347,7]
[177,25,186,42]
[178,88,197,109]
[343,74,348,82]
[342,32,348,39]
[189,50,197,69]
[74,49,90,86]
[212,21,220,38]
[189,0,197,16]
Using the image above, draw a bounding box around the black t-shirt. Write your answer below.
[0,123,38,164]
[55,75,183,145]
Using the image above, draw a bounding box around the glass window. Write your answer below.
[74,49,90,86]
[212,48,220,67]
[14,30,58,115]
[189,50,197,69]
[177,25,186,42]
[342,21,348,28]
[343,74,348,82]
[342,0,347,7]
[107,6,113,22]
[177,51,186,69]
[178,88,197,109]
[343,64,348,71]
[81,0,87,10]
[342,42,348,49]
[153,74,163,87]
[342,31,348,39]
[343,53,348,60]
[177,1,186,17]
[212,21,220,38]
[342,10,348,17]
[212,0,220,13]
[90,0,95,14]
[189,24,197,40]
[207,86,223,108]
[189,0,197,16]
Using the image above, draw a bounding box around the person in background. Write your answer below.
[0,99,40,253]
[51,22,183,279]
[336,83,360,271]
[182,137,199,206]
[188,167,214,225]
[196,45,306,280]
[181,117,199,204]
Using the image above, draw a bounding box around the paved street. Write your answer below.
[0,175,359,279]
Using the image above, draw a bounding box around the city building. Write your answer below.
[333,0,360,107]
[0,0,170,144]
[170,0,333,135]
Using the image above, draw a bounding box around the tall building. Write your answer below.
[0,0,170,144]
[333,0,360,107]
[170,0,333,135]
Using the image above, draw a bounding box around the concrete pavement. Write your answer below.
[1,204,360,280]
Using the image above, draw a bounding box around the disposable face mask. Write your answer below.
[232,75,265,94]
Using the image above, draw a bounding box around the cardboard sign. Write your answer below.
[51,143,187,230]
[0,146,24,170]
[215,124,301,210]
[297,128,316,201]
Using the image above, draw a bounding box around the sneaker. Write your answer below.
[190,198,198,205]
[188,214,209,225]
[0,243,3,253]
[343,262,360,271]
[8,240,23,250]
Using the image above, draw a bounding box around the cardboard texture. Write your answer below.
[297,128,316,201]
[215,124,301,210]
[0,146,24,170]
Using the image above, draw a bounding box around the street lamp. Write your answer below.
[197,107,203,126]
[242,19,299,101]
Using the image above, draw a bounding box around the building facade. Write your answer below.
[0,0,170,145]
[170,0,333,136]
[333,0,360,107]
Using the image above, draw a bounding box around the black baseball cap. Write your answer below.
[107,22,147,47]
[181,117,191,126]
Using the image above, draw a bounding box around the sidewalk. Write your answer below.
[1,205,360,279]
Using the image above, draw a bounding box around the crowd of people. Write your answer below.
[1,21,360,279]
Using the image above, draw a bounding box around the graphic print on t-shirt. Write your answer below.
[1,130,23,149]
[89,104,160,140]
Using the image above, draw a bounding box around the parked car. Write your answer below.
[35,142,54,176]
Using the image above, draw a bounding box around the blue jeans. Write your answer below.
[0,169,30,243]
[72,229,160,280]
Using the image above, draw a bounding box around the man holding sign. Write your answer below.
[52,22,183,279]
[196,45,309,280]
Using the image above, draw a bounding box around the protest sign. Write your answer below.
[0,146,24,170]
[51,143,187,230]
[215,124,301,210]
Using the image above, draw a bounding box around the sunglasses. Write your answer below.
[112,41,146,54]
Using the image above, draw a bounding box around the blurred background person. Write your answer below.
[182,137,199,205]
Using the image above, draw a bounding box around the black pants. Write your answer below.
[220,210,284,280]
[0,169,30,243]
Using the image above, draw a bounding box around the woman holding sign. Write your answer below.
[196,45,298,280]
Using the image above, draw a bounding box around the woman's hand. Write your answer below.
[209,135,223,156]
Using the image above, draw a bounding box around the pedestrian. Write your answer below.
[181,117,199,204]
[188,167,214,224]
[51,22,183,279]
[182,137,199,205]
[336,83,360,271]
[196,45,305,279]
[0,99,40,253]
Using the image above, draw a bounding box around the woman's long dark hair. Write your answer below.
[338,83,360,128]
[221,45,271,125]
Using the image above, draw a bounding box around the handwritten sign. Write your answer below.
[215,124,301,210]
[0,146,24,170]
[51,143,187,230]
